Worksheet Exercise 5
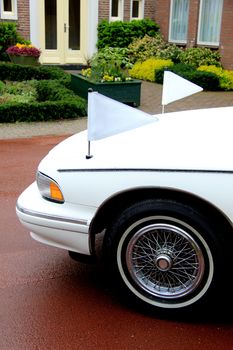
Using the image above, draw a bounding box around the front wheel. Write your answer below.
[104,199,227,314]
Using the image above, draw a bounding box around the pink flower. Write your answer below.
[6,44,41,58]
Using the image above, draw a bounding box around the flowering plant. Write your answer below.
[6,43,41,58]
[81,48,133,83]
[81,61,132,83]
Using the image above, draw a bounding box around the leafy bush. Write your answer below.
[92,47,133,69]
[198,65,233,90]
[83,47,133,83]
[97,19,159,49]
[130,58,173,82]
[0,22,28,61]
[179,47,221,68]
[128,34,183,63]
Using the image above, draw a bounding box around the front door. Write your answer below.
[39,0,87,64]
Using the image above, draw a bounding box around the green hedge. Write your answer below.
[0,101,86,123]
[0,65,87,122]
[36,80,77,101]
[0,63,71,86]
[155,64,220,90]
[97,19,159,49]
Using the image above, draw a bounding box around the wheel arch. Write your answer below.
[89,187,233,253]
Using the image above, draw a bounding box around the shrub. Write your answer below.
[198,65,233,90]
[0,22,28,61]
[97,19,159,49]
[130,58,173,82]
[0,63,70,86]
[155,64,219,90]
[36,80,78,101]
[155,63,195,83]
[128,34,183,63]
[179,47,221,68]
[185,70,220,90]
[0,81,5,94]
[0,101,86,123]
[92,47,133,69]
[0,64,87,122]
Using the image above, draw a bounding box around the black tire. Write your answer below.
[103,199,227,314]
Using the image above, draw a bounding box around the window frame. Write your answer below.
[168,0,189,44]
[197,0,223,47]
[130,0,144,20]
[110,0,123,21]
[0,0,17,20]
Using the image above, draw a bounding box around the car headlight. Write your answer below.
[37,171,64,203]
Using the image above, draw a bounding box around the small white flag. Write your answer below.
[87,92,156,141]
[162,71,203,106]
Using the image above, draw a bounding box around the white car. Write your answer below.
[16,106,233,314]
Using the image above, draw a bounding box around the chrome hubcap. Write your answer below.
[155,254,172,271]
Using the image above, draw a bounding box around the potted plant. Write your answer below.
[6,43,41,66]
[71,48,142,106]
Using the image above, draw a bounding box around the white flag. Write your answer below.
[87,92,157,141]
[162,71,203,106]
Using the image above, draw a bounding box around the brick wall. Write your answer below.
[17,0,30,40]
[99,1,156,22]
[187,0,199,47]
[154,0,170,39]
[219,0,233,69]
[144,0,156,20]
[124,0,130,21]
[99,0,110,21]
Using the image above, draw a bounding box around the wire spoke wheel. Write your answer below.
[104,199,225,312]
[126,223,205,300]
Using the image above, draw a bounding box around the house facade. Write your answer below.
[0,0,232,69]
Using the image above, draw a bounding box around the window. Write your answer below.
[0,0,17,19]
[198,0,223,46]
[169,0,189,43]
[131,0,144,19]
[110,0,123,21]
[45,0,57,50]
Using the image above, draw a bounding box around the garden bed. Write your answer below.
[0,63,87,123]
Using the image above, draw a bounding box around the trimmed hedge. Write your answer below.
[155,64,220,90]
[97,19,159,49]
[0,63,70,86]
[0,101,86,123]
[0,64,87,123]
[36,80,78,101]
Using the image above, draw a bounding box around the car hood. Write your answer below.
[39,106,233,172]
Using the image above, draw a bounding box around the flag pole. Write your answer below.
[86,140,93,159]
[86,88,94,159]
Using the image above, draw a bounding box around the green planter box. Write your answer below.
[9,55,39,66]
[71,73,141,106]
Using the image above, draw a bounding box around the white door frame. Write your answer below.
[29,0,98,65]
